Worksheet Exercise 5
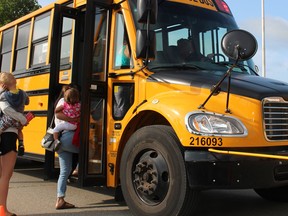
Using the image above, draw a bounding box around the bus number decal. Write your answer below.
[193,0,215,7]
[190,137,223,146]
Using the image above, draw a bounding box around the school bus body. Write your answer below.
[1,0,288,215]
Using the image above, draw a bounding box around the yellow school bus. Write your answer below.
[1,0,288,215]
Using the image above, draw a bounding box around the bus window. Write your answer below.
[113,83,134,120]
[14,21,31,72]
[200,27,227,62]
[1,27,14,72]
[91,9,107,81]
[168,27,188,46]
[31,12,51,67]
[113,13,131,69]
[60,17,73,65]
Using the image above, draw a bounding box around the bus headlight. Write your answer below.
[185,111,247,136]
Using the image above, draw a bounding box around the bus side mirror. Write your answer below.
[137,0,158,24]
[136,29,156,59]
[221,29,258,60]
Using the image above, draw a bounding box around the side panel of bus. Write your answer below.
[0,3,75,162]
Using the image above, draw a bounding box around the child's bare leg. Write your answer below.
[53,132,59,141]
[53,132,61,151]
[18,129,25,156]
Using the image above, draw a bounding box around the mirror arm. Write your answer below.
[198,58,239,111]
[225,54,240,114]
[144,6,151,66]
[108,65,148,78]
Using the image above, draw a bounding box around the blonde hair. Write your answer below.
[0,72,16,86]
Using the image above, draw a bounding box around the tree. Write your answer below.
[0,0,41,27]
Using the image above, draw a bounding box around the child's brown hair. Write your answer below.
[64,88,80,105]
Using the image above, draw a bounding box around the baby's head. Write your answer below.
[64,88,80,105]
[0,72,16,89]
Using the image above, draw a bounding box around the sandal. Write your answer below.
[56,201,75,210]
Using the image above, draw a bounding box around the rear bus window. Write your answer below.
[14,21,31,72]
[1,28,14,72]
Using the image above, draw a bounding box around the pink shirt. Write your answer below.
[63,102,81,122]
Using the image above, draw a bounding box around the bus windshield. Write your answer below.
[129,0,257,75]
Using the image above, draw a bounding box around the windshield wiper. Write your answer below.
[212,61,257,74]
[149,64,203,71]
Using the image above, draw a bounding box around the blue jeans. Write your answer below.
[57,131,79,198]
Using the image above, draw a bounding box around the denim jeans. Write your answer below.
[57,131,79,198]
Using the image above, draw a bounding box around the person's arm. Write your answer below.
[0,101,27,125]
[55,105,64,113]
[55,112,80,123]
[55,97,80,123]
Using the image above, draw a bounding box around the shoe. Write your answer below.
[56,201,75,210]
[18,144,25,156]
[53,140,61,151]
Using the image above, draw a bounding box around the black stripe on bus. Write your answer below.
[14,63,71,79]
[24,110,48,117]
[26,89,50,96]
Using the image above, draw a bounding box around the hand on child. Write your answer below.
[0,83,8,90]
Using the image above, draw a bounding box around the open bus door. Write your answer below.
[78,0,111,186]
[48,0,109,186]
[45,2,82,179]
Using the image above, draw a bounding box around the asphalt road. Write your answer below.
[7,158,288,216]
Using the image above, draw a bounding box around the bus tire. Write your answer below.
[254,186,288,202]
[120,125,199,216]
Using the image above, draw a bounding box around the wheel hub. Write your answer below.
[132,150,169,205]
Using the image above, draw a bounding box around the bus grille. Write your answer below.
[263,98,288,141]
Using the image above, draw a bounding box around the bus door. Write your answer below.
[46,3,82,178]
[49,0,109,186]
[78,0,110,186]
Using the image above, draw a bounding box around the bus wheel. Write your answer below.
[120,125,199,216]
[254,186,288,202]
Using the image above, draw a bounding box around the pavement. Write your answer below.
[6,158,132,216]
[8,159,288,216]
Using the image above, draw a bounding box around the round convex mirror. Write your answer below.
[221,29,258,60]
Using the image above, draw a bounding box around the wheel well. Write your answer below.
[115,111,170,185]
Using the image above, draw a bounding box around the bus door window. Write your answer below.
[88,97,104,174]
[57,16,74,83]
[91,10,107,82]
[60,18,73,65]
[113,13,132,69]
[31,12,51,67]
[14,21,31,72]
[113,83,134,120]
[87,9,108,175]
[0,27,14,72]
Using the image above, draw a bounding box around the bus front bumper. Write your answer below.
[184,148,288,189]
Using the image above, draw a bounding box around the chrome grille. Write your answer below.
[263,97,288,141]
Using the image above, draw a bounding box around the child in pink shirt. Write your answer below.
[53,88,80,151]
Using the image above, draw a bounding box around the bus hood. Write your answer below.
[148,70,288,101]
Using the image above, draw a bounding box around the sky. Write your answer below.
[38,0,288,82]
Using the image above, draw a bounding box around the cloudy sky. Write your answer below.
[226,0,288,82]
[38,0,288,82]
